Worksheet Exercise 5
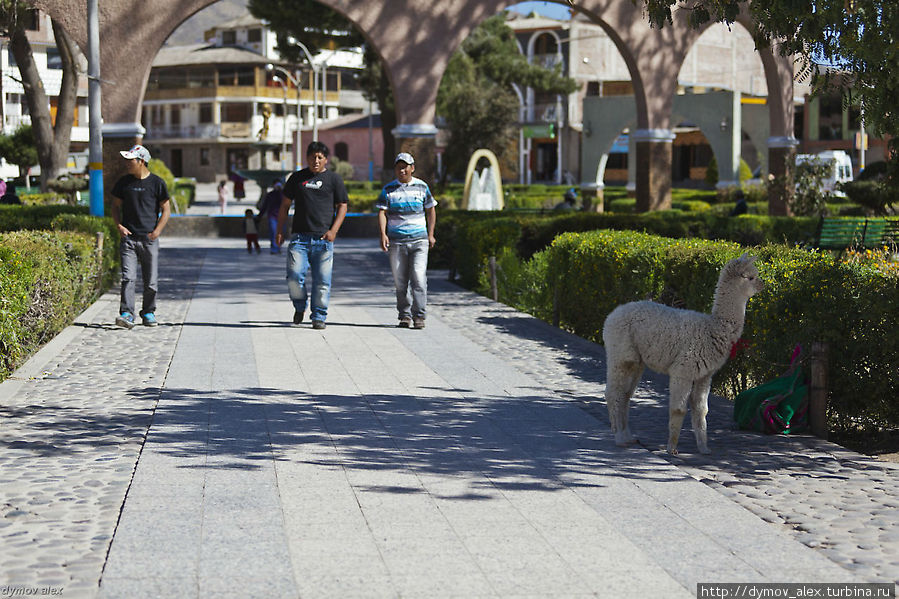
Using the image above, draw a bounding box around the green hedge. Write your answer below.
[0,204,88,231]
[0,205,119,382]
[0,229,112,380]
[490,229,899,433]
[434,210,820,285]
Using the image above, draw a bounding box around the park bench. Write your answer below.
[815,216,899,251]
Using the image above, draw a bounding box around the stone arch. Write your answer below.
[33,0,794,211]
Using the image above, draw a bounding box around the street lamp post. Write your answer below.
[267,63,305,169]
[286,37,318,142]
[272,75,287,170]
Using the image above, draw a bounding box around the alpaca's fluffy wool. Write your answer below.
[602,255,764,455]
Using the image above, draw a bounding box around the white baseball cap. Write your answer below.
[120,144,151,164]
[395,152,415,165]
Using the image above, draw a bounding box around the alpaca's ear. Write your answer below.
[739,253,757,263]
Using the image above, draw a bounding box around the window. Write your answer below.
[222,30,236,45]
[170,105,181,126]
[199,103,213,124]
[335,142,349,161]
[47,47,62,70]
[188,68,215,88]
[200,147,210,166]
[25,9,39,31]
[218,67,255,87]
[247,29,262,43]
[586,82,600,97]
[818,94,843,141]
[221,102,252,122]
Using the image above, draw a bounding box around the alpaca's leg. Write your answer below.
[607,359,642,446]
[689,375,712,454]
[666,376,692,455]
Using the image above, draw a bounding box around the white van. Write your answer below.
[795,150,854,197]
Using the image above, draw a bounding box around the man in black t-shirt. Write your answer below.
[277,141,348,329]
[110,144,171,329]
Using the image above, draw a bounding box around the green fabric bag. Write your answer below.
[733,346,809,435]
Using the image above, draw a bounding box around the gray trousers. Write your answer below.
[388,239,429,320]
[119,236,159,317]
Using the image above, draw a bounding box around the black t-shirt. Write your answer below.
[112,173,169,236]
[283,168,348,237]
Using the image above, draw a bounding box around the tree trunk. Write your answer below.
[8,18,79,192]
[49,19,78,190]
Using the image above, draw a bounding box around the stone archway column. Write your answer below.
[102,122,145,207]
[392,124,438,184]
[767,136,799,216]
[580,182,604,213]
[633,129,675,212]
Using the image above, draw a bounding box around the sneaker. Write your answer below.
[312,320,326,330]
[413,318,426,330]
[293,311,304,325]
[397,317,412,328]
[141,313,158,327]
[115,312,135,329]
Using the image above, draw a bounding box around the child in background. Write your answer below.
[243,209,261,254]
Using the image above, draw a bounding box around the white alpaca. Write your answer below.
[601,255,764,455]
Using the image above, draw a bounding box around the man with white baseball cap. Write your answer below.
[110,144,171,329]
[375,152,437,329]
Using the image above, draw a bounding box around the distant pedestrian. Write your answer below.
[277,141,348,330]
[243,209,261,254]
[217,180,229,214]
[554,187,578,211]
[259,180,285,254]
[0,182,21,205]
[110,144,171,329]
[376,152,437,329]
[730,189,748,216]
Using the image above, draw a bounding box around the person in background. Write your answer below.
[730,189,748,216]
[243,209,261,254]
[554,187,578,211]
[110,144,171,329]
[376,152,437,329]
[0,182,21,205]
[217,180,229,214]
[259,180,285,254]
[277,141,348,330]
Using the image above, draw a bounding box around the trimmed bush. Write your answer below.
[0,230,110,380]
[491,229,899,432]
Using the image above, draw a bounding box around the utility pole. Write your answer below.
[87,0,103,216]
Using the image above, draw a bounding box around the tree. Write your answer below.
[640,0,899,173]
[0,123,38,178]
[0,1,80,191]
[437,14,578,181]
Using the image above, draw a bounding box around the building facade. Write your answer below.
[143,15,368,182]
[507,10,815,187]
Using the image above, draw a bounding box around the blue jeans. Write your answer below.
[286,234,333,322]
[388,238,429,320]
[267,214,280,252]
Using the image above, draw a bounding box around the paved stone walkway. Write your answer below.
[0,237,896,598]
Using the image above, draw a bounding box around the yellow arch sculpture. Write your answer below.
[462,149,504,210]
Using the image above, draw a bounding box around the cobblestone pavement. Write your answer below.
[0,237,896,598]
[0,248,204,596]
[426,276,899,585]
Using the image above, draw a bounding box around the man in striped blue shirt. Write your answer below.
[376,152,437,329]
